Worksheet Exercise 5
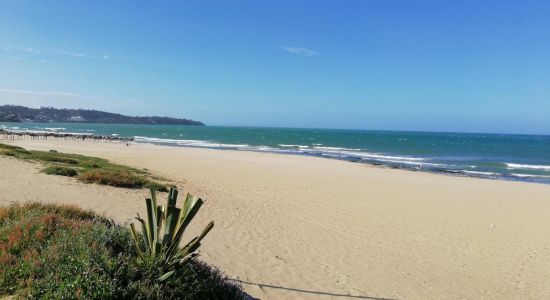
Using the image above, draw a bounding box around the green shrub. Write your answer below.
[78,170,147,187]
[143,181,169,192]
[0,202,245,299]
[79,170,167,191]
[1,151,15,157]
[0,203,115,296]
[0,202,110,224]
[41,166,78,177]
[0,144,24,150]
[33,153,80,164]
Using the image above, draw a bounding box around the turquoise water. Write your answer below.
[2,122,550,184]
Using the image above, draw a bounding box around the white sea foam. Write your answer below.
[374,159,446,167]
[65,132,94,136]
[44,127,66,131]
[279,144,310,148]
[134,136,249,149]
[312,149,426,162]
[282,145,429,164]
[506,163,550,171]
[510,173,550,179]
[313,146,362,151]
[463,170,497,176]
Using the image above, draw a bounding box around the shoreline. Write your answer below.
[142,141,550,186]
[2,129,549,185]
[2,122,549,185]
[3,139,550,299]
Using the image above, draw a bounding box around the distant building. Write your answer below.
[69,116,85,121]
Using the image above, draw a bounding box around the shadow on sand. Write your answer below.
[230,279,397,300]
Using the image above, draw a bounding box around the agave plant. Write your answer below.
[129,187,214,281]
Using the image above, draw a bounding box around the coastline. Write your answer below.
[2,126,550,185]
[139,140,550,185]
[2,139,550,299]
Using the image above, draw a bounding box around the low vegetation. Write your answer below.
[79,169,148,188]
[41,165,79,177]
[0,201,245,299]
[0,143,168,191]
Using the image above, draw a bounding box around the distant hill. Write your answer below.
[0,105,204,126]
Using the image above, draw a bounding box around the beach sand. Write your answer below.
[2,140,550,299]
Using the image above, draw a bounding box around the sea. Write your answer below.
[2,122,550,184]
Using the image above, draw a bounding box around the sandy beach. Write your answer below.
[2,139,550,299]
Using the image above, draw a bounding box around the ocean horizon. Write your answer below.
[2,122,550,184]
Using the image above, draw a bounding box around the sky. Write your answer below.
[0,1,549,134]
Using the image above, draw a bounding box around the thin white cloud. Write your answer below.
[0,89,135,112]
[0,88,107,110]
[54,50,87,58]
[282,46,318,56]
[2,46,41,54]
[2,44,109,60]
[18,47,41,54]
[0,88,80,97]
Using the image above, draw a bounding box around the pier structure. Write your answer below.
[0,128,134,143]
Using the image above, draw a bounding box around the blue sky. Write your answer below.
[0,1,549,134]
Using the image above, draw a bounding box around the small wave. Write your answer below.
[463,170,497,176]
[279,146,429,164]
[322,151,426,162]
[368,158,431,166]
[134,136,249,149]
[44,127,66,131]
[279,144,309,148]
[506,163,550,171]
[313,146,362,151]
[242,145,281,152]
[510,173,550,179]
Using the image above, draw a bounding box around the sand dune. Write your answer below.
[2,140,550,299]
